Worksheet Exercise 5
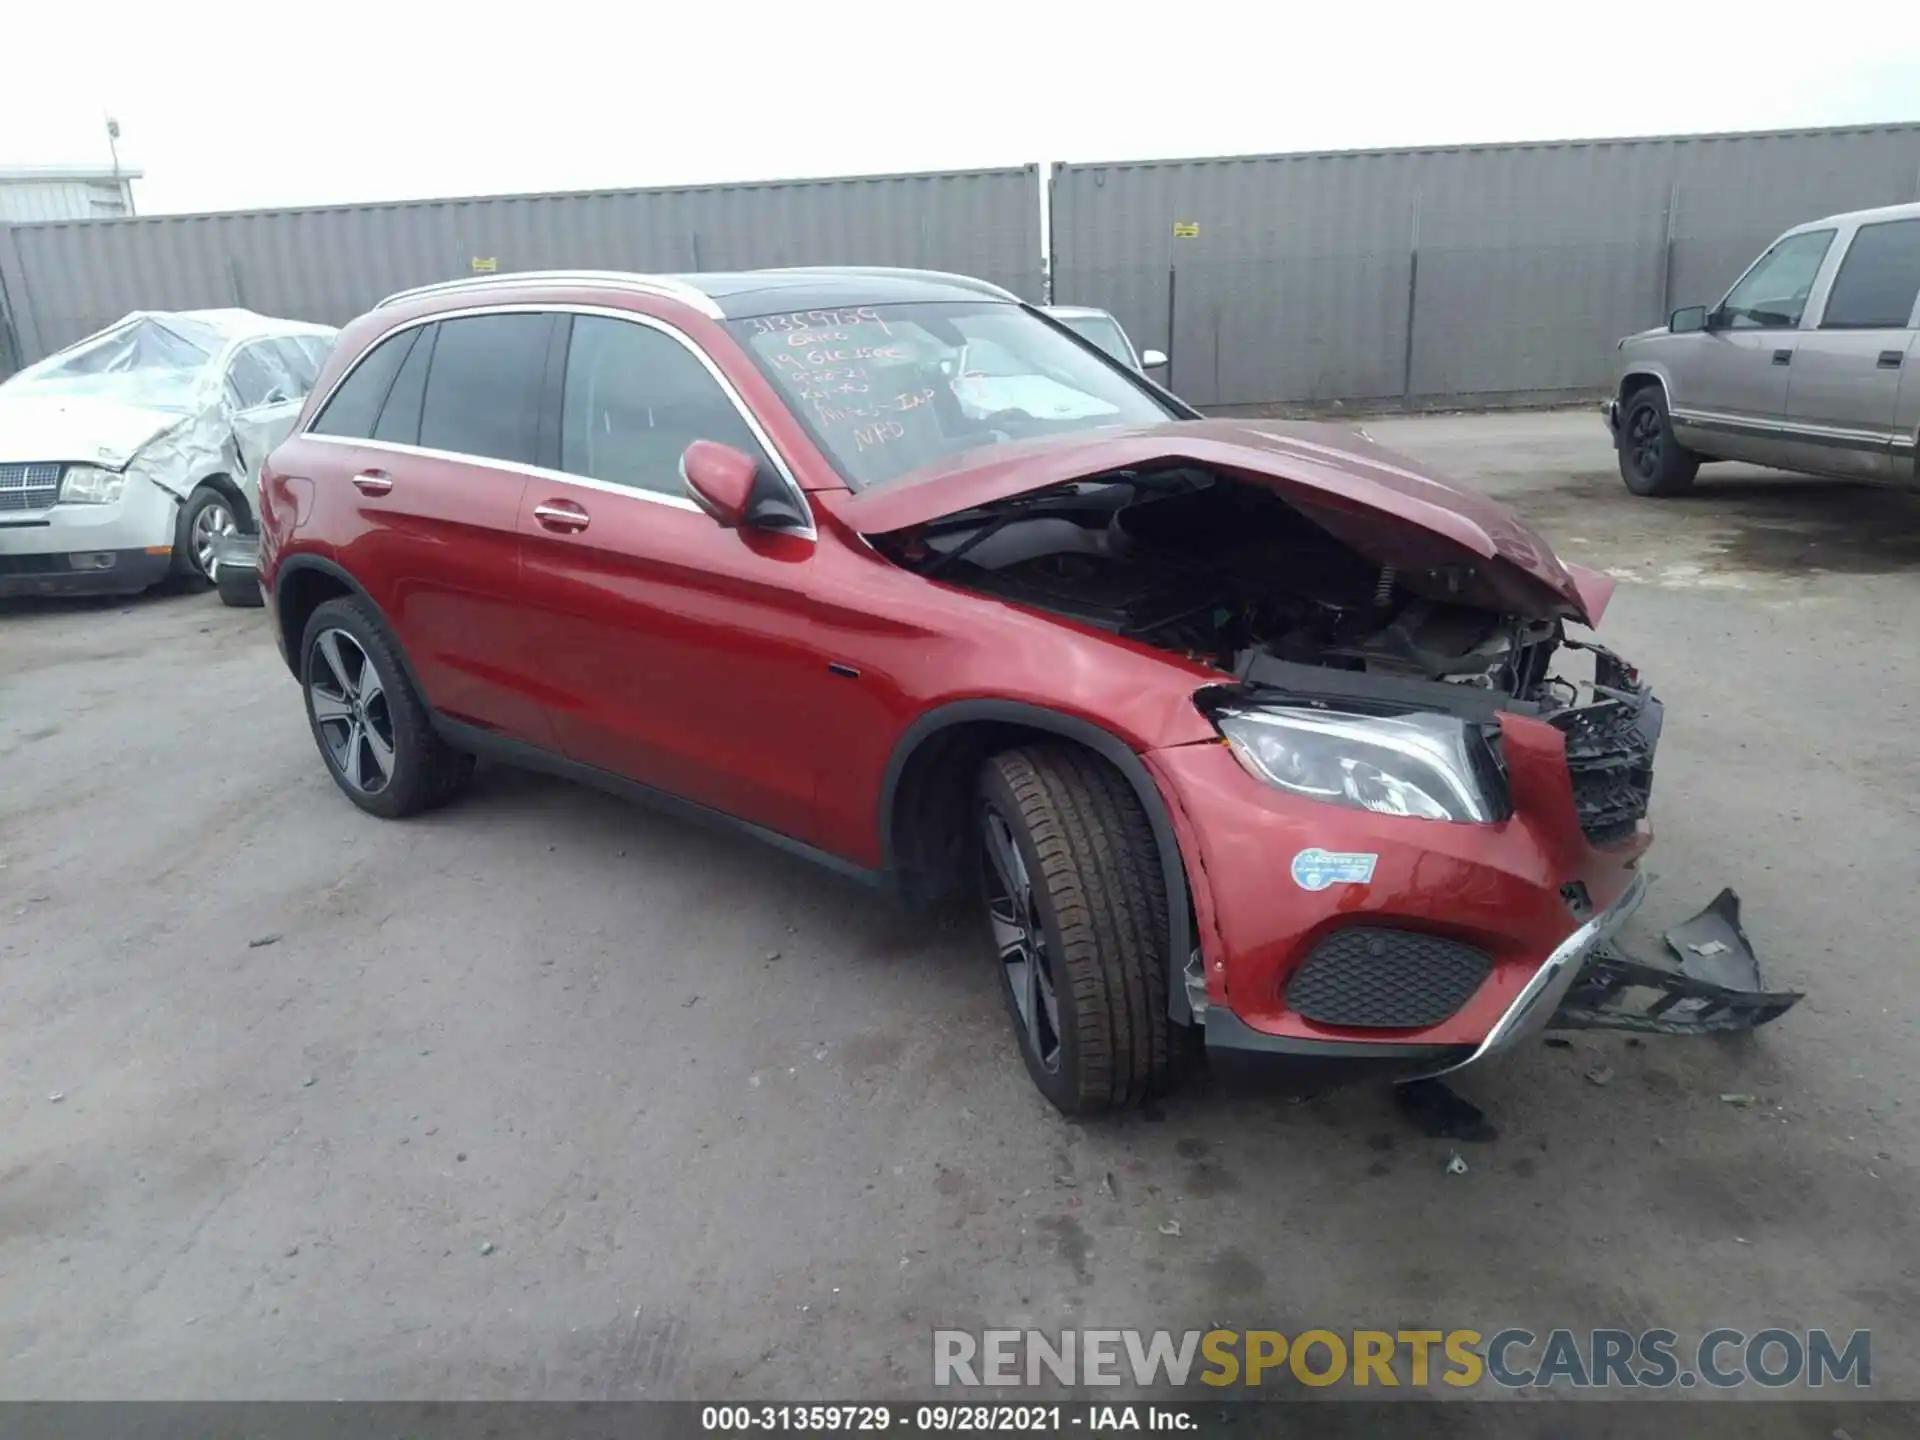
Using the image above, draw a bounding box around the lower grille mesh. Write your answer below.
[1286,928,1492,1029]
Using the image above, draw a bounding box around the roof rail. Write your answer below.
[758,265,1022,304]
[376,270,722,317]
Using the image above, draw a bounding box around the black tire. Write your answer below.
[299,596,473,818]
[977,744,1173,1114]
[1617,387,1699,497]
[170,486,241,586]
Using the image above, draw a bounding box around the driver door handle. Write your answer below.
[351,470,393,495]
[533,500,590,534]
[1771,348,1793,366]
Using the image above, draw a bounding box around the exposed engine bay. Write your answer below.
[873,465,1660,843]
[879,466,1573,698]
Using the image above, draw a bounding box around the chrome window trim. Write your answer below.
[304,433,709,513]
[302,301,815,540]
[377,271,723,318]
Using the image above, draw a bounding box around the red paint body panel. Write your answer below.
[515,476,827,842]
[267,435,556,747]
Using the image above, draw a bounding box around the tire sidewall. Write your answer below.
[299,600,411,818]
[976,775,1087,1112]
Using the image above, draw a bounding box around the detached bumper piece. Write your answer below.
[211,532,265,608]
[1551,888,1802,1035]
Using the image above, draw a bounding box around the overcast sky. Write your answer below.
[10,1,1920,215]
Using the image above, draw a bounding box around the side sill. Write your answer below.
[431,715,889,893]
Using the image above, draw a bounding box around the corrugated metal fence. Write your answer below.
[6,127,1920,407]
[0,166,1042,370]
[1050,125,1920,409]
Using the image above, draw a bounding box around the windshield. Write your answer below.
[1055,313,1137,368]
[726,301,1177,488]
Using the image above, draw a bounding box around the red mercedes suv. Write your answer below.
[259,268,1794,1114]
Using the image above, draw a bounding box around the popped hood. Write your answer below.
[838,419,1612,626]
[0,391,189,469]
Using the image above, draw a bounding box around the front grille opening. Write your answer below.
[0,463,62,512]
[1285,928,1492,1029]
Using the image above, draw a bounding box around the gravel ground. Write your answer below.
[2,410,1916,1406]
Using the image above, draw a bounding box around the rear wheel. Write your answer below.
[977,745,1173,1114]
[1617,387,1699,497]
[300,596,473,818]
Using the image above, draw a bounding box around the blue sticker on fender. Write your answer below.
[1291,848,1379,891]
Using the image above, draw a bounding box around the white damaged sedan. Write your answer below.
[0,309,336,598]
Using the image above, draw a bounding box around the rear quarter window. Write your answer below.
[309,329,418,438]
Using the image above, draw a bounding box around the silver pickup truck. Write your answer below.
[1607,201,1920,496]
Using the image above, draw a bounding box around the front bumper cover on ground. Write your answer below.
[1551,887,1804,1035]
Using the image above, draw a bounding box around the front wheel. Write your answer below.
[977,745,1173,1115]
[1617,388,1699,497]
[172,486,241,585]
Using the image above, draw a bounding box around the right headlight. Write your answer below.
[1215,705,1499,823]
[59,464,127,505]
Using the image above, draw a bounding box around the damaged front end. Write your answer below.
[1554,889,1803,1036]
[855,426,1803,1059]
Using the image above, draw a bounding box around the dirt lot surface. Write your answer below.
[3,411,1917,1406]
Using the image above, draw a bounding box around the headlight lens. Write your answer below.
[1215,706,1497,823]
[59,465,126,505]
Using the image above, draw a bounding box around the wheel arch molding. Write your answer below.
[273,555,430,703]
[878,698,1199,1024]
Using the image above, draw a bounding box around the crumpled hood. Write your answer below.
[838,419,1611,625]
[0,391,185,469]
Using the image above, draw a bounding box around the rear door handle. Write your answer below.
[1878,349,1905,369]
[1771,348,1793,366]
[533,501,590,534]
[351,470,393,495]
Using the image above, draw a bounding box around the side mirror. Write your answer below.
[1140,349,1168,369]
[1669,306,1709,334]
[680,440,758,528]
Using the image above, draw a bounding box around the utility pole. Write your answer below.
[105,116,131,216]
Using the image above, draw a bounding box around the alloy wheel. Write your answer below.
[983,809,1062,1074]
[192,500,237,580]
[1627,404,1662,479]
[308,629,396,794]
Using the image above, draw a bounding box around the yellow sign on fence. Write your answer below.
[1171,221,1200,239]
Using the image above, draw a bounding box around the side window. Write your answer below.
[418,313,552,466]
[1720,229,1835,329]
[226,344,280,409]
[373,324,435,445]
[265,337,320,394]
[559,315,769,495]
[1820,219,1920,330]
[309,328,418,438]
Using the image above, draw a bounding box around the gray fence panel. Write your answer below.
[1052,125,1920,410]
[3,167,1042,368]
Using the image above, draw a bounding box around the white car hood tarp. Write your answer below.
[0,309,337,501]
